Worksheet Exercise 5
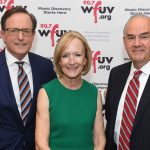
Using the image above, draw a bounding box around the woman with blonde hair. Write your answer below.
[35,31,106,150]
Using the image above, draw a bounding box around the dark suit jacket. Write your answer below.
[105,61,150,150]
[0,50,57,150]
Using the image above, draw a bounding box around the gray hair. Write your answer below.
[123,14,150,35]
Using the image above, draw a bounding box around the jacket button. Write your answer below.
[23,141,26,147]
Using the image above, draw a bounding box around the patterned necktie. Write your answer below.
[16,61,32,125]
[119,70,142,150]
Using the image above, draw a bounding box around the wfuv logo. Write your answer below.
[92,51,113,73]
[81,0,115,23]
[0,0,27,12]
[38,24,67,47]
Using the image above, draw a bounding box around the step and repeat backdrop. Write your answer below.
[0,0,149,94]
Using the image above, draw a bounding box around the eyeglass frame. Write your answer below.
[4,28,34,37]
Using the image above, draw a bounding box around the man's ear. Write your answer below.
[1,30,6,43]
[123,36,127,51]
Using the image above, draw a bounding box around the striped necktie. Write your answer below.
[119,70,142,150]
[16,61,32,125]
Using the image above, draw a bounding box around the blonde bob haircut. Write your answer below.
[53,31,92,77]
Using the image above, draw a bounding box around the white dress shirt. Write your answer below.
[5,49,33,114]
[114,61,150,149]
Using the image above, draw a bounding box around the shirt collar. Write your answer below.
[5,48,30,66]
[131,61,150,76]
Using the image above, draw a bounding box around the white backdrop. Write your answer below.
[0,0,150,93]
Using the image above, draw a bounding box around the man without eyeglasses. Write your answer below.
[105,14,150,150]
[0,6,57,150]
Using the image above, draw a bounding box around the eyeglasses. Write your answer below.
[4,28,34,37]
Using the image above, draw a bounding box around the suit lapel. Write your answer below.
[111,63,131,130]
[107,62,132,148]
[132,75,150,132]
[29,53,40,101]
[26,53,40,124]
[0,51,22,122]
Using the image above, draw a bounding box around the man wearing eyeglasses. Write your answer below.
[0,6,57,150]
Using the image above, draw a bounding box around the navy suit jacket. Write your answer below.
[105,61,150,150]
[0,50,57,150]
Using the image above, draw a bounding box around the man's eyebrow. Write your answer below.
[140,32,150,36]
[126,32,150,37]
[126,34,135,37]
